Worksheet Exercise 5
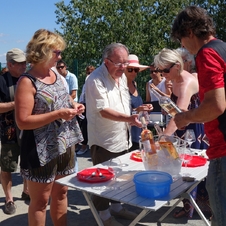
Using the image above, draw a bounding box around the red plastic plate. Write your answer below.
[182,155,207,167]
[130,151,142,162]
[77,168,114,183]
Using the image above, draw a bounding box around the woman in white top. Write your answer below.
[145,63,172,115]
[146,63,172,102]
[77,65,95,155]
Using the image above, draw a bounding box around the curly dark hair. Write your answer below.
[171,6,216,42]
[85,65,95,75]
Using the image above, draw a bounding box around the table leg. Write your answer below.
[182,180,210,226]
[82,191,104,226]
[158,180,210,226]
[157,197,183,225]
[183,192,210,226]
[129,209,151,226]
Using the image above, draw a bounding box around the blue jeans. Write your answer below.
[206,156,226,226]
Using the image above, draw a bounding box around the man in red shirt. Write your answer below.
[171,6,226,226]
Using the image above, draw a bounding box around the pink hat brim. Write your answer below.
[127,63,149,71]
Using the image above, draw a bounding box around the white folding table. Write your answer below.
[56,152,210,226]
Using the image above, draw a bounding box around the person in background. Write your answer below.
[176,47,197,77]
[86,43,142,226]
[172,6,226,225]
[51,66,69,93]
[56,59,78,102]
[77,65,96,155]
[56,59,79,171]
[15,29,84,226]
[0,67,9,75]
[124,54,153,151]
[146,63,172,110]
[0,48,29,215]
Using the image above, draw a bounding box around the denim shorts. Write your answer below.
[206,156,226,226]
[21,147,75,183]
[0,143,20,172]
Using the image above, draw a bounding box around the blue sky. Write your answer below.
[0,0,70,65]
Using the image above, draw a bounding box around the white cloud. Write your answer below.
[16,39,25,43]
[0,33,9,45]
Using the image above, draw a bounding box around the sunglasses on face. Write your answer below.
[158,63,175,73]
[56,66,65,69]
[127,68,140,73]
[53,50,62,57]
[150,70,159,74]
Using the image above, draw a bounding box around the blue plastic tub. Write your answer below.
[133,171,173,198]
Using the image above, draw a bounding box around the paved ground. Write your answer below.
[0,150,210,226]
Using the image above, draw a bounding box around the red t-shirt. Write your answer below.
[196,39,226,159]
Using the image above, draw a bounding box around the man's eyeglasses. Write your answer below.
[158,63,175,73]
[56,66,65,69]
[53,50,62,57]
[127,68,140,73]
[107,58,129,67]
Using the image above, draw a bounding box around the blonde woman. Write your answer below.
[15,29,84,226]
[154,48,209,219]
[154,48,204,141]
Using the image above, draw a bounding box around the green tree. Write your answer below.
[55,0,188,98]
[54,0,226,99]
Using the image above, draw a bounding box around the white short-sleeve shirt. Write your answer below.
[85,63,132,153]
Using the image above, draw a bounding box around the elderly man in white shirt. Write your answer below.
[85,43,141,226]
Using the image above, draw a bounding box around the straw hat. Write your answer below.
[127,54,149,71]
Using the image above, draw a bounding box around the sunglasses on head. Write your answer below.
[53,50,62,57]
[57,66,65,69]
[158,63,175,73]
[127,68,140,73]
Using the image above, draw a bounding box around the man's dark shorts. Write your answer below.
[0,143,20,172]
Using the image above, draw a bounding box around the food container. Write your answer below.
[139,135,186,178]
[133,171,173,198]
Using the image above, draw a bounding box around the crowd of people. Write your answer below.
[0,5,225,226]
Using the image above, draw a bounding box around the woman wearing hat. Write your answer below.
[125,54,153,150]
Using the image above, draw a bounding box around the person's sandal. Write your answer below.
[21,192,30,200]
[173,207,189,218]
